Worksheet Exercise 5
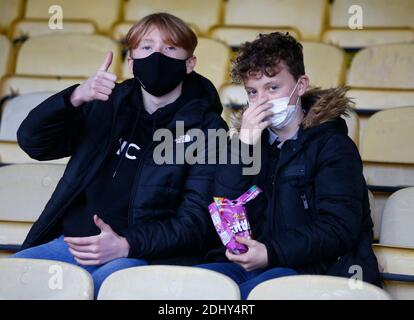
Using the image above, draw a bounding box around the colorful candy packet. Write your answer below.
[208,185,262,254]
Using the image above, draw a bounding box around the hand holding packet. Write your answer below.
[208,185,262,254]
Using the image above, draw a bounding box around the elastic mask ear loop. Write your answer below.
[288,81,300,105]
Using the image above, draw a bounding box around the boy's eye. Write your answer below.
[142,46,152,50]
[166,46,177,51]
[269,86,279,92]
[246,90,257,97]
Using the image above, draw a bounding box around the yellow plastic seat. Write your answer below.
[24,0,122,34]
[209,27,300,49]
[123,0,222,35]
[216,0,327,41]
[11,19,96,41]
[0,34,13,79]
[16,34,122,78]
[0,92,55,141]
[0,164,65,249]
[0,76,85,100]
[0,0,24,35]
[247,275,391,300]
[98,265,240,300]
[0,258,93,299]
[302,41,346,88]
[373,187,414,299]
[361,107,414,187]
[347,43,414,90]
[121,37,231,89]
[323,0,414,49]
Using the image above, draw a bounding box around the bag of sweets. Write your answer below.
[208,185,262,254]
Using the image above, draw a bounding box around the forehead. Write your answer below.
[244,63,293,88]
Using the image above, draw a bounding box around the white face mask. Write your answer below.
[268,81,300,129]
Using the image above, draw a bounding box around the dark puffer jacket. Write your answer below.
[17,72,227,265]
[212,87,381,286]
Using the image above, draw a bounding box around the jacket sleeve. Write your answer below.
[17,85,91,161]
[121,116,230,260]
[264,134,366,267]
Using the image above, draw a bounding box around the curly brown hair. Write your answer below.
[231,32,305,83]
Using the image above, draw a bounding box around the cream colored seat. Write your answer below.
[0,258,93,299]
[0,76,84,100]
[12,20,96,41]
[347,44,414,145]
[0,92,70,164]
[302,42,346,88]
[361,107,414,188]
[24,0,122,34]
[0,0,24,35]
[98,265,240,300]
[211,0,327,43]
[323,0,414,49]
[123,0,222,35]
[0,164,65,251]
[16,34,121,78]
[247,275,391,300]
[347,44,414,90]
[121,37,231,89]
[373,187,414,299]
[0,92,55,141]
[0,34,13,79]
[209,27,301,49]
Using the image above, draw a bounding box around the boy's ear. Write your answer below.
[186,55,197,74]
[298,75,309,96]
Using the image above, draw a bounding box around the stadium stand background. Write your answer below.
[0,0,413,300]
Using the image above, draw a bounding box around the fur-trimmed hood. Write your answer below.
[230,86,354,132]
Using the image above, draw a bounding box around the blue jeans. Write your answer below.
[12,236,148,299]
[197,262,297,299]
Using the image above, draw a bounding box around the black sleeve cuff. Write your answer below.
[264,241,280,267]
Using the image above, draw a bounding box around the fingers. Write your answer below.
[94,214,111,232]
[74,257,101,266]
[99,51,113,72]
[66,242,97,253]
[64,235,98,246]
[68,247,98,260]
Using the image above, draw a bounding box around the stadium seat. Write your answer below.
[0,91,70,164]
[212,0,328,42]
[247,275,391,300]
[24,0,122,34]
[373,187,414,299]
[209,27,301,49]
[0,91,56,141]
[0,76,84,100]
[0,34,13,79]
[123,0,222,35]
[16,34,122,78]
[361,107,414,187]
[0,258,93,299]
[323,0,414,49]
[347,44,414,90]
[346,44,414,145]
[0,164,65,252]
[302,42,346,88]
[98,265,240,300]
[121,37,231,89]
[0,0,24,35]
[11,20,96,42]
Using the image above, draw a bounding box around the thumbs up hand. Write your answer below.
[70,51,117,107]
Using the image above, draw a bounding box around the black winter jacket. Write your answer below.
[17,72,227,265]
[211,87,381,286]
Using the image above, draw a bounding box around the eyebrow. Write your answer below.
[245,81,280,91]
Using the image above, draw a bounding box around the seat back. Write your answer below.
[98,265,240,300]
[380,188,414,247]
[247,275,391,300]
[0,258,93,299]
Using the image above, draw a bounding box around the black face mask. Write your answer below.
[133,52,188,97]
